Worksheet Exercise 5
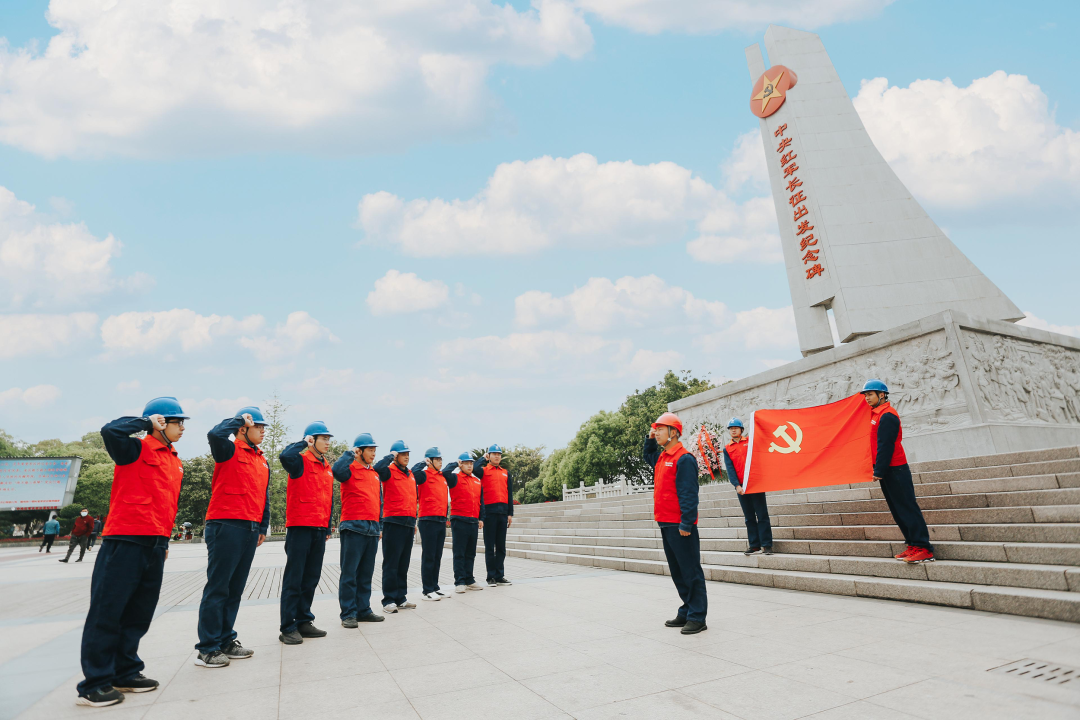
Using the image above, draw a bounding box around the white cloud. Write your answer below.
[0,186,143,307]
[177,396,258,419]
[514,275,726,331]
[237,311,339,359]
[722,130,769,194]
[101,310,263,354]
[854,71,1080,207]
[575,0,892,34]
[367,270,450,315]
[0,0,592,157]
[626,349,683,380]
[686,196,782,264]
[0,384,62,407]
[1017,312,1080,338]
[439,330,623,369]
[0,312,98,359]
[359,153,778,262]
[697,305,798,351]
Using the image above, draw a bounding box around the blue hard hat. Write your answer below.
[353,433,376,448]
[861,379,889,393]
[303,421,333,437]
[235,406,267,426]
[458,452,473,462]
[727,417,745,429]
[488,443,503,454]
[424,447,442,459]
[390,440,409,453]
[143,396,188,419]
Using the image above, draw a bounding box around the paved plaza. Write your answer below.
[2,541,1080,720]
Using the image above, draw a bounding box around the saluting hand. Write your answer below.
[242,413,255,427]
[305,435,315,448]
[648,427,656,440]
[149,414,167,432]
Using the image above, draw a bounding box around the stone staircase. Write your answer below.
[454,446,1080,622]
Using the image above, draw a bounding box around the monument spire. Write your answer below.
[746,25,1022,357]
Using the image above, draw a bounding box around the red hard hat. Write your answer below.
[651,412,683,434]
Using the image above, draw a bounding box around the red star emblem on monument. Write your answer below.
[750,65,797,118]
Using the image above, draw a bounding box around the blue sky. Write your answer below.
[1,0,1078,458]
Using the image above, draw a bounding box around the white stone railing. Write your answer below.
[562,478,653,501]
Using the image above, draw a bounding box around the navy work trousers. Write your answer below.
[381,523,413,607]
[418,520,446,593]
[451,519,479,586]
[660,525,708,624]
[737,492,773,548]
[879,464,934,551]
[196,520,259,653]
[280,526,326,633]
[483,513,508,581]
[338,531,379,619]
[77,538,166,696]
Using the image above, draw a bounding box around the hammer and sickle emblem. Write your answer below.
[768,421,803,454]
[763,84,774,97]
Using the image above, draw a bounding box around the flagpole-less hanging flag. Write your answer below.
[743,394,873,493]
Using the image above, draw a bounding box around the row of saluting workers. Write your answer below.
[73,398,516,708]
[73,377,929,707]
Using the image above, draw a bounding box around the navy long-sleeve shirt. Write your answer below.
[473,457,514,516]
[331,451,381,537]
[412,461,450,523]
[279,440,332,532]
[374,454,417,528]
[873,412,902,478]
[642,438,699,532]
[441,461,485,523]
[100,416,173,547]
[206,417,271,534]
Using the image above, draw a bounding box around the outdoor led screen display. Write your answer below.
[0,457,83,511]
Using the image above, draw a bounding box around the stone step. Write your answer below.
[909,445,1080,473]
[498,548,1080,623]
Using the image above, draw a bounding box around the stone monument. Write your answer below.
[672,25,1080,462]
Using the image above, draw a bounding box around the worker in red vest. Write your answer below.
[277,421,335,644]
[331,433,385,626]
[861,380,935,563]
[473,444,514,586]
[413,447,451,601]
[445,452,485,592]
[722,417,773,556]
[76,397,187,707]
[375,440,417,613]
[643,412,707,635]
[194,407,271,669]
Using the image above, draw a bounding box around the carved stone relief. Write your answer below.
[961,330,1080,425]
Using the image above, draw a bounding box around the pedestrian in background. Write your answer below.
[60,509,94,563]
[40,516,60,553]
[89,516,103,549]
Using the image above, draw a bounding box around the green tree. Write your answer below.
[0,429,25,456]
[501,444,544,503]
[261,394,291,530]
[176,454,215,531]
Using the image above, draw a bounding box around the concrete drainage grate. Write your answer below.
[990,659,1080,688]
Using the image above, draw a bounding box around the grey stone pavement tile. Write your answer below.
[5,541,1080,720]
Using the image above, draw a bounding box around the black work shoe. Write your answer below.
[76,687,124,707]
[222,640,254,659]
[195,651,230,668]
[297,621,327,638]
[665,617,688,628]
[357,612,385,623]
[342,617,358,629]
[114,673,159,692]
[495,577,512,586]
[743,547,761,556]
[59,558,69,563]
[279,631,303,645]
[680,620,708,635]
[762,547,775,555]
[486,578,499,587]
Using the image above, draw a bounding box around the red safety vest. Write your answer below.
[285,449,333,527]
[653,442,695,525]
[418,467,449,517]
[870,401,908,467]
[340,462,381,522]
[103,436,184,537]
[481,464,509,505]
[725,438,748,484]
[449,472,483,519]
[383,462,417,518]
[205,439,270,523]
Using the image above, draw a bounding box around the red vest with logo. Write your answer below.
[725,439,748,484]
[206,439,270,522]
[285,450,333,527]
[383,462,417,518]
[103,436,184,537]
[870,402,908,467]
[653,442,695,525]
[481,465,509,505]
[340,462,381,522]
[418,467,449,517]
[449,472,483,518]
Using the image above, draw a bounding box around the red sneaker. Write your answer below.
[894,546,915,560]
[903,547,935,564]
